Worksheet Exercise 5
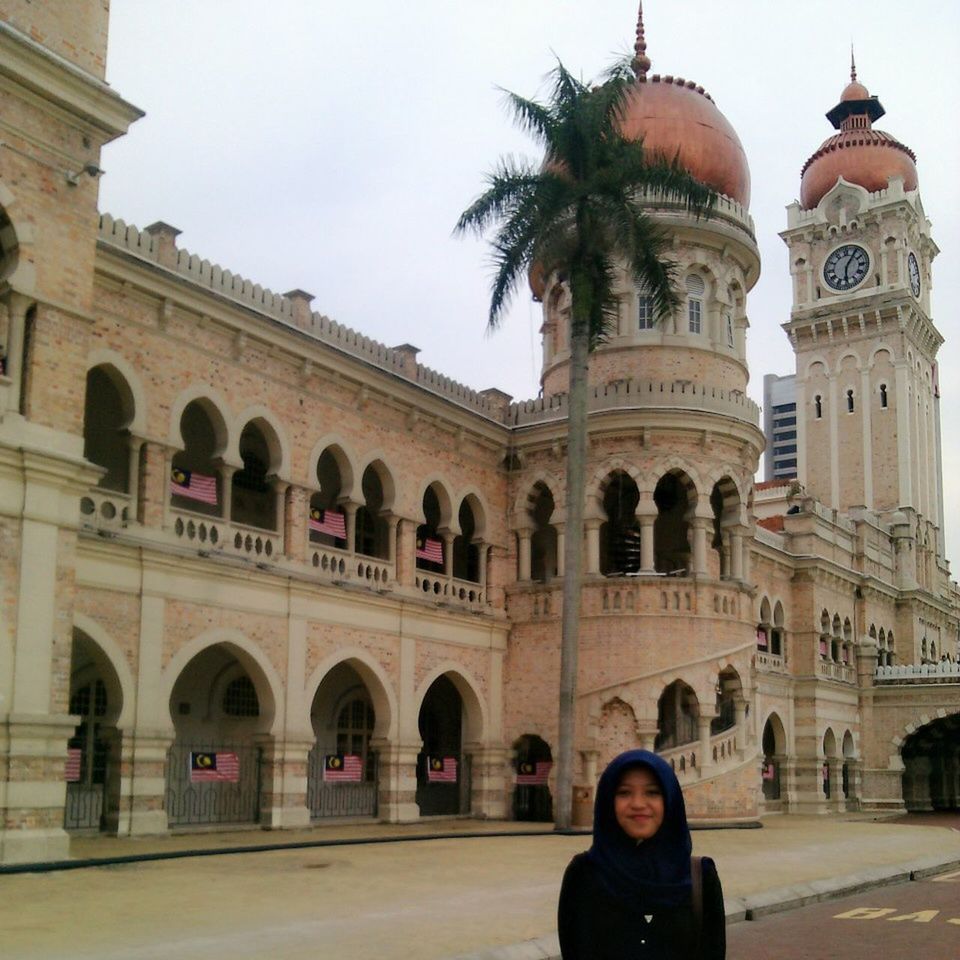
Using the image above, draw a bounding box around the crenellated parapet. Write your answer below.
[507,377,760,428]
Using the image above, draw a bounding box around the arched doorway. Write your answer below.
[166,644,273,826]
[511,734,553,822]
[416,675,468,816]
[761,713,786,806]
[655,681,698,751]
[65,630,124,832]
[901,713,960,812]
[308,662,380,819]
[653,471,694,574]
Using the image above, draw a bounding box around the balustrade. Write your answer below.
[415,572,486,609]
[817,660,856,683]
[755,651,787,674]
[79,488,132,532]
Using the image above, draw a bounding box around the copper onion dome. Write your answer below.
[799,56,918,210]
[617,3,751,208]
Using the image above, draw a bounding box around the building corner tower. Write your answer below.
[780,63,946,568]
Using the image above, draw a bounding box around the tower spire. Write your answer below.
[632,2,651,79]
[850,44,857,82]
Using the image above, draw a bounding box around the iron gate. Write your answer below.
[63,736,108,831]
[166,742,262,826]
[307,746,378,818]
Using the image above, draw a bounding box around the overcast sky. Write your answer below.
[100,1,960,559]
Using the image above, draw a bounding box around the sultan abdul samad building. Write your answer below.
[1,2,958,864]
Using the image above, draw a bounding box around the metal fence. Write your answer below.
[307,747,378,818]
[166,742,262,826]
[64,782,105,831]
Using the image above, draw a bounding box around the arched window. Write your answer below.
[310,449,347,548]
[417,485,446,573]
[232,422,275,529]
[846,389,855,413]
[529,483,557,582]
[356,464,391,559]
[171,400,224,518]
[453,498,481,582]
[655,681,699,750]
[879,383,888,409]
[814,395,823,419]
[653,472,693,575]
[637,292,654,330]
[757,597,771,651]
[771,601,785,656]
[600,472,640,576]
[725,312,734,348]
[685,275,704,334]
[83,366,134,492]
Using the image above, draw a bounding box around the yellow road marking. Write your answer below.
[930,869,960,883]
[834,908,898,920]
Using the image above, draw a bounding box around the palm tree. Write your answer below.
[456,59,715,829]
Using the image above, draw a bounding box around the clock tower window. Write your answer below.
[846,389,855,413]
[685,274,705,335]
[879,383,888,409]
[814,395,823,419]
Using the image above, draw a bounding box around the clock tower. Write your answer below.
[780,62,945,562]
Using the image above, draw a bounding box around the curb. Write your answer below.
[446,854,960,960]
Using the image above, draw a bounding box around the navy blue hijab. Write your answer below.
[586,750,693,908]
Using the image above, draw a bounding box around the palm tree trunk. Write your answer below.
[555,317,590,830]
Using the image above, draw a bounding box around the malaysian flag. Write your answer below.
[819,638,829,656]
[65,747,82,782]
[323,753,363,782]
[416,537,444,564]
[762,762,776,781]
[309,508,346,539]
[189,751,240,782]
[426,756,457,783]
[516,760,552,786]
[756,628,768,650]
[171,467,218,505]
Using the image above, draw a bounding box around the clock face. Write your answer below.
[823,244,870,291]
[908,252,921,297]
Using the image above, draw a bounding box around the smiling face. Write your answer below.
[614,766,666,842]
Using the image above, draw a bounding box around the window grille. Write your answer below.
[223,676,260,717]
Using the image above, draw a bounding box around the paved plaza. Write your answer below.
[2,815,959,960]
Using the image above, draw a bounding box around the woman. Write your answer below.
[558,749,725,959]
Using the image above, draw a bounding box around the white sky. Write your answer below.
[99,0,960,560]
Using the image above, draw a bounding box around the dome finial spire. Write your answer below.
[632,2,652,79]
[850,44,857,82]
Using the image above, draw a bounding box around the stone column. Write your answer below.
[555,523,566,578]
[272,479,289,541]
[697,715,715,774]
[341,499,360,554]
[395,518,417,588]
[729,528,744,580]
[733,698,748,752]
[584,518,601,575]
[284,485,309,562]
[220,464,237,524]
[465,743,508,819]
[161,446,175,529]
[691,517,709,576]
[256,734,313,829]
[371,738,421,822]
[441,530,456,579]
[124,728,175,836]
[639,514,655,573]
[516,527,532,581]
[138,442,168,528]
[1,292,30,413]
[126,435,144,522]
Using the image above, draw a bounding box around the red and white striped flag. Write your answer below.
[516,760,552,786]
[323,754,363,782]
[65,747,82,782]
[171,467,218,505]
[426,756,457,783]
[309,508,346,539]
[189,751,240,782]
[416,537,443,564]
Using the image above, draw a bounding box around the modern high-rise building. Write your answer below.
[0,3,957,865]
[763,374,798,481]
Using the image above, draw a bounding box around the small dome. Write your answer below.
[618,76,751,207]
[840,79,870,101]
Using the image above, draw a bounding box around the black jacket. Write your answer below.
[558,852,726,960]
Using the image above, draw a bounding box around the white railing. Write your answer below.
[876,662,960,683]
[79,488,132,531]
[755,651,787,673]
[309,544,394,589]
[658,725,744,786]
[414,572,486,609]
[170,509,280,560]
[817,660,856,683]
